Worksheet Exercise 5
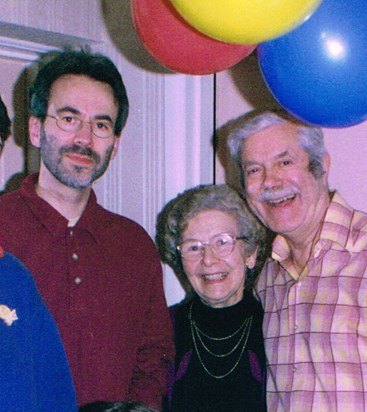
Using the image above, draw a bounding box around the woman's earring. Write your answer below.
[246,255,256,269]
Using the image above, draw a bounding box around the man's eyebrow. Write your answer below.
[55,106,80,115]
[275,150,291,159]
[243,150,291,167]
[93,114,114,124]
[243,160,260,167]
[55,107,114,123]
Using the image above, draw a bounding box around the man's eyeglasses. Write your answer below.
[177,233,248,261]
[46,114,115,139]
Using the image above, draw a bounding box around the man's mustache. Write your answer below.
[259,187,299,202]
[59,145,100,163]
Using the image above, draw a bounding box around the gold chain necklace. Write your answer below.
[189,301,253,379]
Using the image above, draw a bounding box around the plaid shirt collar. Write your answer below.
[271,191,359,268]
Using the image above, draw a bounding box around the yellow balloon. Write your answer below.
[169,0,322,44]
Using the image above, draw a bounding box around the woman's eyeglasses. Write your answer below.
[177,233,248,261]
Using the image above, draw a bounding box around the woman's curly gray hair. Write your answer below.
[156,184,267,291]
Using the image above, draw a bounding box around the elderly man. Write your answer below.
[228,110,367,411]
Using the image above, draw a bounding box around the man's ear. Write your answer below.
[29,116,42,148]
[110,135,121,160]
[322,153,331,184]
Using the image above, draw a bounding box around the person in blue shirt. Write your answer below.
[0,96,77,411]
[0,249,77,411]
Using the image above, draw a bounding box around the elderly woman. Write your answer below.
[157,184,267,412]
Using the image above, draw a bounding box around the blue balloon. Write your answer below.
[258,0,367,127]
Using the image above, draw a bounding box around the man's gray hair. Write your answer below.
[227,110,328,186]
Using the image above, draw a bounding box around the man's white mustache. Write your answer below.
[259,187,300,202]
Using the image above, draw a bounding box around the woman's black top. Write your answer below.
[165,289,266,412]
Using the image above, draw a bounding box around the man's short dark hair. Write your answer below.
[29,49,129,135]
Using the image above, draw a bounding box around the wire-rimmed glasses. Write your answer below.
[46,114,115,139]
[177,233,248,261]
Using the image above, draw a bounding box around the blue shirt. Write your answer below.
[0,251,77,411]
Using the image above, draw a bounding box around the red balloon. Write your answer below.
[131,0,255,75]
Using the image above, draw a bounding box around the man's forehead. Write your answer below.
[241,124,306,164]
[49,74,114,99]
[243,123,299,147]
[48,74,117,117]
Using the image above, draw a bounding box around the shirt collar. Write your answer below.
[19,173,100,242]
[272,191,360,263]
[320,191,367,253]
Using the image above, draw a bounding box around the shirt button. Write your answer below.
[70,230,74,237]
[74,277,82,285]
[292,366,297,373]
[294,324,298,331]
[72,253,78,261]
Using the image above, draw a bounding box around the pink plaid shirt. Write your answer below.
[256,192,367,412]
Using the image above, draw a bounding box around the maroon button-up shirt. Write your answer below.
[0,174,174,409]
